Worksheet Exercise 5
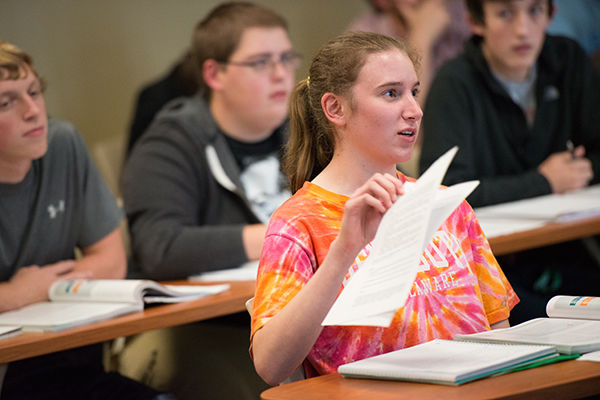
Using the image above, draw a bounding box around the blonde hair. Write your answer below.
[0,41,45,89]
[284,31,419,193]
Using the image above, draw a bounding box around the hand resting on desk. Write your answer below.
[0,261,91,313]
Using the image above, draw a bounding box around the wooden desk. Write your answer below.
[261,360,600,400]
[0,280,255,363]
[487,214,600,256]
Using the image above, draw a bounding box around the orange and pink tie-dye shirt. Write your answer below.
[251,178,518,377]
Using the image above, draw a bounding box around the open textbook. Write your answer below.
[454,296,600,354]
[0,325,22,340]
[338,338,559,385]
[322,147,479,327]
[0,279,230,332]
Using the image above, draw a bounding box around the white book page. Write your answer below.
[338,338,555,383]
[425,180,479,244]
[0,302,140,331]
[475,217,547,239]
[322,147,460,326]
[578,351,600,362]
[456,318,600,346]
[475,184,600,223]
[188,261,259,282]
[49,279,146,305]
[144,284,230,303]
[0,325,21,339]
[546,296,600,320]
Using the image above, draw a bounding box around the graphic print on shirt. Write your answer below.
[342,229,473,298]
[252,182,518,377]
[240,155,291,223]
[47,200,65,219]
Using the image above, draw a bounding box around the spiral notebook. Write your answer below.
[338,339,559,385]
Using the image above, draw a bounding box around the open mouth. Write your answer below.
[398,130,415,137]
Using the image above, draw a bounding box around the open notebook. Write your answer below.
[338,338,559,385]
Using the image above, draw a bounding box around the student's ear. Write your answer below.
[321,92,347,127]
[202,59,223,91]
[466,13,485,37]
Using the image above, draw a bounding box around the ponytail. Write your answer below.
[284,78,334,193]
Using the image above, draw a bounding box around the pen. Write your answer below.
[566,140,575,159]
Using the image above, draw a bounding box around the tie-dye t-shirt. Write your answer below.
[251,178,518,377]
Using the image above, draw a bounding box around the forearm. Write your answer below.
[132,223,248,280]
[243,224,268,261]
[0,282,29,312]
[253,239,356,385]
[0,261,80,312]
[491,319,510,329]
[77,227,126,279]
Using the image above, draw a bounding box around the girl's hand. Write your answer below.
[336,173,404,257]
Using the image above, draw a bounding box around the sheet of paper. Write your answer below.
[578,351,600,362]
[0,325,21,340]
[426,181,480,244]
[322,147,474,327]
[0,302,140,332]
[474,217,547,239]
[144,283,230,303]
[188,261,259,282]
[475,185,600,225]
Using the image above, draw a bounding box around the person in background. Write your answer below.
[119,3,298,398]
[0,40,170,400]
[419,0,600,323]
[250,31,517,386]
[347,0,471,108]
[126,51,197,157]
[347,0,471,176]
[122,1,297,281]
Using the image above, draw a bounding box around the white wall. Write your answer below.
[1,0,368,192]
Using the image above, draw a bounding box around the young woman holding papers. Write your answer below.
[249,31,519,386]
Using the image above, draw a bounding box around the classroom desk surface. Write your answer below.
[0,280,255,364]
[261,360,600,400]
[487,214,600,256]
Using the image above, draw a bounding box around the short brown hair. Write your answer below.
[465,0,553,26]
[191,2,288,99]
[0,40,45,89]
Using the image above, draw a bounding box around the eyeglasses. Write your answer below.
[219,51,301,73]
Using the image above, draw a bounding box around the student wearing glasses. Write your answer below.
[120,3,298,398]
[122,1,298,281]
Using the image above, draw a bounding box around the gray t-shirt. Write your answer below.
[0,119,122,281]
